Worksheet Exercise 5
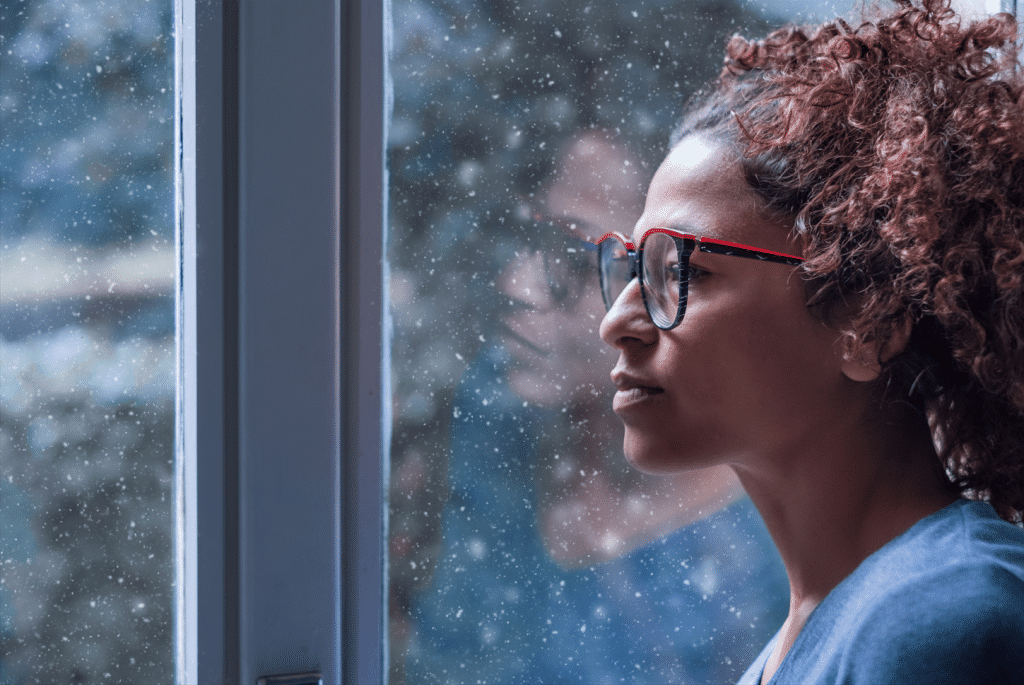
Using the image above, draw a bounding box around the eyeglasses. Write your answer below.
[595,228,803,330]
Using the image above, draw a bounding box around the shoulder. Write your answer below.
[864,499,1024,581]
[839,568,1024,683]
[836,506,1024,684]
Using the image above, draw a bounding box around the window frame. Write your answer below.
[179,0,387,682]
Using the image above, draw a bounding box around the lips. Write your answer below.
[610,370,665,413]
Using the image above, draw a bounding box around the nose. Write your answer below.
[599,277,658,349]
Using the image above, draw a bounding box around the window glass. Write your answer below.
[387,1,850,683]
[1,0,175,681]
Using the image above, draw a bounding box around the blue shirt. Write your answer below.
[738,499,1024,685]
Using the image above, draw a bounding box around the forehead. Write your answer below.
[634,136,795,254]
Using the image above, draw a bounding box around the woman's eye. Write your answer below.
[662,263,706,283]
[687,265,708,281]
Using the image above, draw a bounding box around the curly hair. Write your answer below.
[672,0,1024,523]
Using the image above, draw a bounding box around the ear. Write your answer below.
[840,315,913,383]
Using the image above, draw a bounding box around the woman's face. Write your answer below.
[599,136,849,474]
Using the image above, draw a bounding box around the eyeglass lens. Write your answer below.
[641,232,684,329]
[598,235,634,311]
[598,232,686,329]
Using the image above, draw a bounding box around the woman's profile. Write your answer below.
[594,0,1024,682]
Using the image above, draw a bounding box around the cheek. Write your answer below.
[712,300,843,441]
[749,297,839,385]
[663,287,840,441]
[613,273,845,470]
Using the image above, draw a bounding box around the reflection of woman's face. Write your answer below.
[600,136,848,474]
[498,137,642,406]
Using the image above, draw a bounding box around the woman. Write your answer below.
[595,0,1024,682]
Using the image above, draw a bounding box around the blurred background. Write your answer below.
[1,0,175,682]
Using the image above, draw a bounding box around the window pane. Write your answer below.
[1,0,175,681]
[387,2,850,684]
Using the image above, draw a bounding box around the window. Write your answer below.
[187,1,1014,682]
[3,0,1013,682]
[385,0,1014,683]
[3,1,385,682]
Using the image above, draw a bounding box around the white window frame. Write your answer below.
[178,0,387,682]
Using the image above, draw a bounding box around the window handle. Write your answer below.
[256,672,323,685]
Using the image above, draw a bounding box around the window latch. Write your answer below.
[256,672,323,685]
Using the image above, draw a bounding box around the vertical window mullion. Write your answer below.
[234,1,343,683]
[181,0,240,682]
[341,0,388,682]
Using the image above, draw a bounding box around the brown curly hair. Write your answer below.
[672,0,1024,523]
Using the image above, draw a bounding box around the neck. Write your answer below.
[733,400,957,675]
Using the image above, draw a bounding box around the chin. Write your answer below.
[622,429,715,475]
[622,432,674,474]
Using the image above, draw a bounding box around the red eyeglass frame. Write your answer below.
[594,227,804,330]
